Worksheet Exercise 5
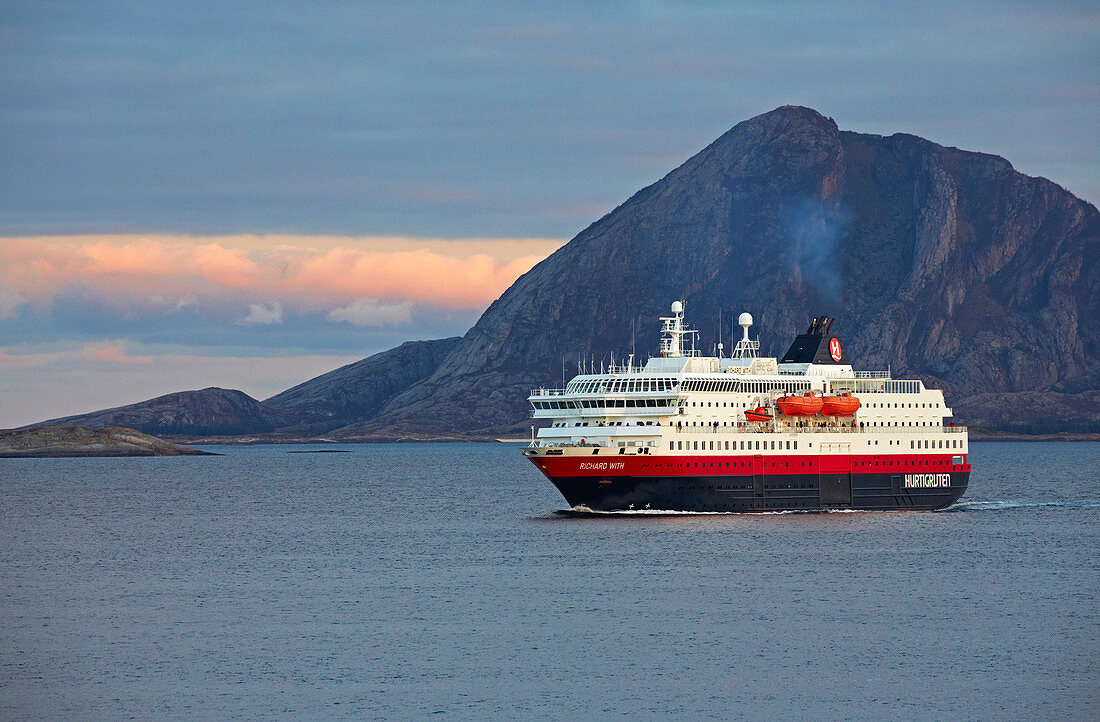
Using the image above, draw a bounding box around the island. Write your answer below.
[0,426,217,458]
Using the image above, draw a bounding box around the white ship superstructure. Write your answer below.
[523,302,970,512]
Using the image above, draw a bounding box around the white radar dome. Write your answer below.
[671,300,684,314]
[738,312,753,327]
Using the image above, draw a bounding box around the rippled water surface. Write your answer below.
[1,441,1097,719]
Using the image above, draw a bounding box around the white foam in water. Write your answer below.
[949,499,1100,511]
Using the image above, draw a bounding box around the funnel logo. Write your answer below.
[829,337,842,362]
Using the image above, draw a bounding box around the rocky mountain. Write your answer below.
[21,106,1098,438]
[337,105,1098,438]
[263,337,461,434]
[953,391,1100,436]
[27,388,277,437]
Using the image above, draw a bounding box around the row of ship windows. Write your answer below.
[552,419,946,430]
[683,400,940,409]
[562,380,927,396]
[681,380,812,393]
[866,401,941,409]
[566,379,817,394]
[533,398,678,410]
[673,439,797,451]
[670,438,963,451]
[569,378,680,393]
[538,400,942,414]
[678,420,940,427]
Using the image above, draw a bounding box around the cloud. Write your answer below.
[78,344,154,364]
[327,299,412,327]
[0,235,564,314]
[238,302,283,326]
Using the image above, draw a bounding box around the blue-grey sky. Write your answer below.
[0,1,1097,426]
[3,0,1097,237]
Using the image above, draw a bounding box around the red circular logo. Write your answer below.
[829,337,842,362]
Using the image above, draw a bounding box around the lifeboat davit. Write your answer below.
[776,392,824,417]
[822,392,861,416]
[744,406,772,423]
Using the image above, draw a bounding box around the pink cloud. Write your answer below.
[0,235,563,313]
[78,345,154,364]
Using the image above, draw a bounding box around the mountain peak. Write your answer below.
[345,109,1098,437]
[753,104,835,126]
[713,105,839,146]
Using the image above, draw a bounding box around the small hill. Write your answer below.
[25,388,277,436]
[0,426,215,457]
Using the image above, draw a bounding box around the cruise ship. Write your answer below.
[522,302,970,512]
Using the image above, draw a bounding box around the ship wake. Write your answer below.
[947,499,1100,512]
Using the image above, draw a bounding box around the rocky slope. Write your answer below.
[263,337,461,434]
[20,340,463,439]
[336,105,1098,438]
[954,391,1100,435]
[0,426,215,457]
[27,388,277,436]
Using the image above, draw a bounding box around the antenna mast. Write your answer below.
[659,300,698,357]
[733,312,760,359]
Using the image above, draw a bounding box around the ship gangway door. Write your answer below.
[752,454,764,509]
[818,442,852,506]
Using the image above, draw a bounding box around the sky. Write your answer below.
[1,1,1097,427]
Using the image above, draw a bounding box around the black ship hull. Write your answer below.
[546,470,969,513]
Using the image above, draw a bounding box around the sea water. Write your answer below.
[1,442,1097,719]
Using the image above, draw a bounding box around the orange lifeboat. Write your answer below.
[744,406,772,423]
[821,392,861,417]
[776,392,824,417]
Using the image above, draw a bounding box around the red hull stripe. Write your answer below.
[531,453,970,478]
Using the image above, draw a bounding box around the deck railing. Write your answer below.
[529,388,570,397]
[669,423,967,435]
